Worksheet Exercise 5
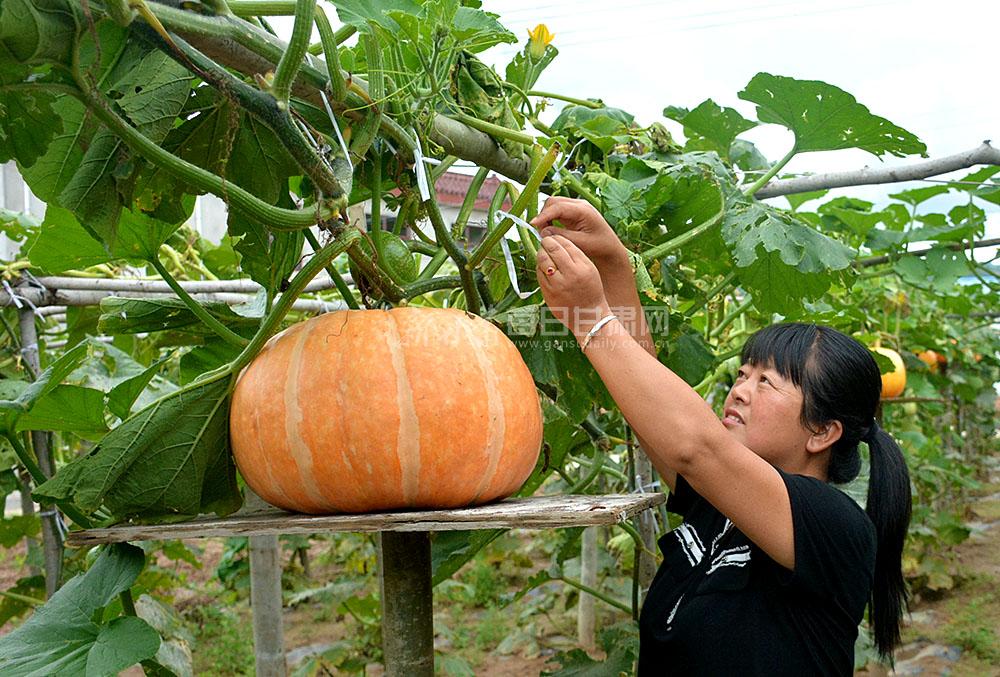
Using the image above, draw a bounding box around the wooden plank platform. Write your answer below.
[66,494,665,546]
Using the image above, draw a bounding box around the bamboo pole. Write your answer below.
[33,275,345,293]
[1,288,347,313]
[578,526,598,651]
[17,309,63,598]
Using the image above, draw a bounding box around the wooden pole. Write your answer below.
[577,526,598,650]
[249,534,286,677]
[17,309,63,598]
[634,450,659,594]
[378,531,434,677]
[16,470,41,576]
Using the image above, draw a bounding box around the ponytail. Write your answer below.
[863,422,912,661]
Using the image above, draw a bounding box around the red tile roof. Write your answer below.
[435,172,513,210]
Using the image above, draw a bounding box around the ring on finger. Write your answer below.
[545,266,557,277]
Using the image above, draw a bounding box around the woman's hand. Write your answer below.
[535,234,611,340]
[530,197,631,274]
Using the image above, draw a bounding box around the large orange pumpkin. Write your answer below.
[230,307,543,514]
[872,347,906,399]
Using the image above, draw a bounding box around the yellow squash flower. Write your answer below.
[527,24,554,60]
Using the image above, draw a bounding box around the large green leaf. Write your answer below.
[64,340,177,420]
[97,297,257,336]
[391,1,514,52]
[26,206,113,275]
[817,197,883,236]
[663,99,757,158]
[738,73,926,158]
[723,197,855,315]
[109,50,193,143]
[34,374,240,521]
[0,0,78,66]
[0,575,44,627]
[0,542,160,677]
[18,95,91,201]
[179,338,242,386]
[333,0,421,33]
[893,248,971,294]
[16,385,109,439]
[0,81,59,168]
[57,45,193,243]
[0,341,89,417]
[664,331,715,386]
[542,623,639,676]
[505,45,557,92]
[56,128,128,244]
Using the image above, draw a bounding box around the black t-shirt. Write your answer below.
[638,469,876,676]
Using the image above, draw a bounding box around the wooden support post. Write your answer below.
[18,309,63,598]
[249,534,286,677]
[378,531,434,677]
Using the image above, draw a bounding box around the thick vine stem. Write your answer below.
[709,297,752,340]
[308,24,356,54]
[227,0,297,15]
[73,77,330,230]
[269,0,314,107]
[313,6,346,101]
[149,255,249,347]
[452,111,534,147]
[557,575,632,614]
[452,167,489,239]
[402,275,464,298]
[754,141,1000,199]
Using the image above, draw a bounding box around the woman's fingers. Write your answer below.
[547,234,584,265]
[531,197,583,231]
[539,234,576,271]
[536,246,558,284]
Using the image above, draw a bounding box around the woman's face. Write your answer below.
[722,362,815,471]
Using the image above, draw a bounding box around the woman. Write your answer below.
[529,197,911,675]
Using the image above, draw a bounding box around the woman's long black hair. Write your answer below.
[741,323,911,661]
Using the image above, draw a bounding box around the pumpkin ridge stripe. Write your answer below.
[330,314,365,511]
[458,317,506,504]
[250,347,294,509]
[285,319,328,509]
[387,311,421,506]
